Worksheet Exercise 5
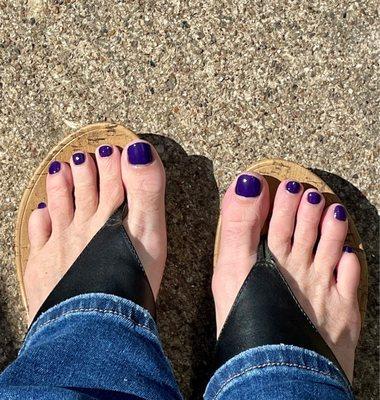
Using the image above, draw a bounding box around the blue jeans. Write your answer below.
[0,294,354,399]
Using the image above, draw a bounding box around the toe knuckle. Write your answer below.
[139,175,164,194]
[108,187,124,205]
[222,221,252,240]
[48,181,71,198]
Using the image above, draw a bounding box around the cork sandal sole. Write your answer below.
[15,122,138,316]
[214,158,368,321]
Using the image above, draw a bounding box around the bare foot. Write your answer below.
[212,173,361,382]
[25,141,166,324]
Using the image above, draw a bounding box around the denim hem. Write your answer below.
[21,293,158,354]
[1,293,182,399]
[204,344,354,400]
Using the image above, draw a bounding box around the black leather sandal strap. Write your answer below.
[31,205,156,325]
[215,236,346,379]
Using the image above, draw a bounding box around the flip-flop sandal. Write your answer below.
[213,158,368,382]
[15,122,156,324]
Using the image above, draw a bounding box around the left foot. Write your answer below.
[24,141,167,324]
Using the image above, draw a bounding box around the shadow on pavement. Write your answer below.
[141,134,219,399]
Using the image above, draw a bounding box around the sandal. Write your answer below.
[213,158,368,381]
[15,122,156,324]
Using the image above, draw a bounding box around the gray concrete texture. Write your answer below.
[0,0,378,398]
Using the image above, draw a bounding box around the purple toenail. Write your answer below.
[334,205,347,221]
[127,142,153,165]
[343,245,354,253]
[307,192,321,204]
[286,180,301,194]
[37,202,46,209]
[48,161,61,175]
[235,174,262,197]
[73,152,86,165]
[99,145,113,157]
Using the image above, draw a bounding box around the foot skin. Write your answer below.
[212,173,361,382]
[25,141,166,325]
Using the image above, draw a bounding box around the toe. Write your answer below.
[336,247,361,300]
[291,189,325,262]
[46,161,74,231]
[314,203,348,281]
[95,145,124,220]
[216,173,269,270]
[121,140,166,297]
[70,152,98,221]
[268,180,304,261]
[28,202,52,250]
[213,172,269,335]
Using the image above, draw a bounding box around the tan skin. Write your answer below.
[25,143,361,382]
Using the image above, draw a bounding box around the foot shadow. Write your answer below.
[141,134,219,400]
[0,277,21,372]
[312,169,379,400]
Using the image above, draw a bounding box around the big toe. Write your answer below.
[213,173,270,336]
[121,141,166,298]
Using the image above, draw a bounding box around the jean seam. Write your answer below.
[27,307,154,340]
[211,361,351,400]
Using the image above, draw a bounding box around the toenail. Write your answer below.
[343,245,354,253]
[307,191,321,204]
[99,145,113,157]
[286,180,301,194]
[127,142,153,165]
[334,205,347,221]
[48,161,61,175]
[73,152,86,165]
[37,202,46,209]
[235,174,261,197]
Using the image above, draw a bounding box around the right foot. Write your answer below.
[25,141,167,324]
[212,173,361,382]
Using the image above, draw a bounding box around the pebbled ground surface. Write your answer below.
[0,1,378,398]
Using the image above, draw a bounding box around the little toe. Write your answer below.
[268,180,304,261]
[46,161,74,231]
[336,247,361,301]
[95,145,124,220]
[314,203,348,281]
[70,152,98,221]
[28,202,52,250]
[291,189,325,262]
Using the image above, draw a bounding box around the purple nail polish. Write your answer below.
[286,180,301,194]
[37,202,46,209]
[307,192,321,205]
[48,161,61,175]
[99,145,113,157]
[235,174,262,197]
[334,205,347,221]
[127,142,153,165]
[343,245,354,253]
[73,152,86,165]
